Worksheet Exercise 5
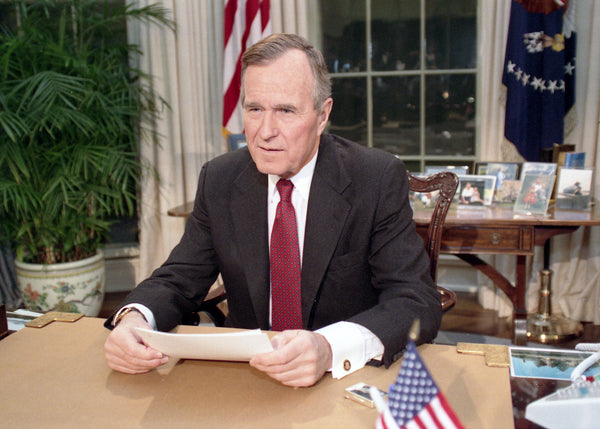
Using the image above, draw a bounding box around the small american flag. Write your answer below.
[372,341,465,429]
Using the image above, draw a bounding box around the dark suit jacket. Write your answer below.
[109,134,441,366]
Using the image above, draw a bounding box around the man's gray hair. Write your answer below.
[240,33,332,110]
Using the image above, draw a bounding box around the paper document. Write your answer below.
[134,327,274,362]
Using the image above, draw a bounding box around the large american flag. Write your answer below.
[373,341,465,429]
[502,0,576,162]
[222,0,271,135]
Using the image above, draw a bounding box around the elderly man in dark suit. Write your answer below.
[104,33,441,387]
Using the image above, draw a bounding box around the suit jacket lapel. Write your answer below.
[301,137,351,326]
[229,137,352,330]
[231,163,271,329]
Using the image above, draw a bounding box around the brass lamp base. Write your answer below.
[526,313,583,344]
[525,268,583,344]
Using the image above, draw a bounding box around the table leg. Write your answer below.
[514,255,528,345]
[456,254,528,345]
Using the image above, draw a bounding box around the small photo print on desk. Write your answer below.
[496,180,521,204]
[456,174,496,206]
[555,167,594,211]
[514,174,555,215]
[510,347,600,380]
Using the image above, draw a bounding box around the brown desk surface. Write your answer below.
[0,318,513,428]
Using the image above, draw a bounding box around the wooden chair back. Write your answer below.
[408,171,459,311]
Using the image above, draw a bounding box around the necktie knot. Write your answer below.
[276,179,293,202]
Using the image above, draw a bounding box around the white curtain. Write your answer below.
[129,1,309,280]
[478,0,600,323]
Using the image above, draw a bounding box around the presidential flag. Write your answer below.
[222,0,271,135]
[502,0,576,162]
[372,341,465,429]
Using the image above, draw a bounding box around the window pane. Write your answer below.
[425,74,475,156]
[403,160,421,173]
[371,0,420,71]
[329,78,367,145]
[372,76,420,156]
[320,0,366,73]
[425,0,477,69]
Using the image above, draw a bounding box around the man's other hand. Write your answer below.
[249,330,332,387]
[104,310,169,374]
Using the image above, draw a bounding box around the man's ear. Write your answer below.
[317,98,333,134]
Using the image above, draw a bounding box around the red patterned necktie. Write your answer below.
[270,179,302,331]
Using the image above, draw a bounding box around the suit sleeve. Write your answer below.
[346,158,442,366]
[105,164,220,332]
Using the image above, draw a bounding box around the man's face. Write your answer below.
[242,49,332,179]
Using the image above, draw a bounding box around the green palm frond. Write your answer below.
[0,0,172,263]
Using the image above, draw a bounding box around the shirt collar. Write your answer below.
[268,150,318,201]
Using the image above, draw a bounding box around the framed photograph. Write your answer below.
[474,162,488,175]
[520,162,557,179]
[424,165,469,176]
[227,133,247,151]
[456,174,496,206]
[483,162,522,201]
[485,162,520,184]
[563,152,585,168]
[555,167,594,210]
[514,174,556,215]
[496,180,521,204]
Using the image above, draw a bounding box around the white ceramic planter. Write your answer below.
[15,250,105,317]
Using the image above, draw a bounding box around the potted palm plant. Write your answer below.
[0,0,173,316]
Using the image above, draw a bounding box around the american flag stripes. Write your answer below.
[222,0,271,135]
[372,341,465,429]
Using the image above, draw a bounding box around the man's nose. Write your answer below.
[259,111,278,140]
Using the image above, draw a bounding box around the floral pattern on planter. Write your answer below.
[16,251,105,317]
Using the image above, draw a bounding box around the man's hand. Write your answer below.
[249,330,332,387]
[104,310,169,374]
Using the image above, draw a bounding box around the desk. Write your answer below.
[413,205,600,345]
[0,318,513,428]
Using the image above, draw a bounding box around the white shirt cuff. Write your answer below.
[316,321,384,379]
[113,304,156,330]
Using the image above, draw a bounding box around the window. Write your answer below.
[312,0,478,173]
